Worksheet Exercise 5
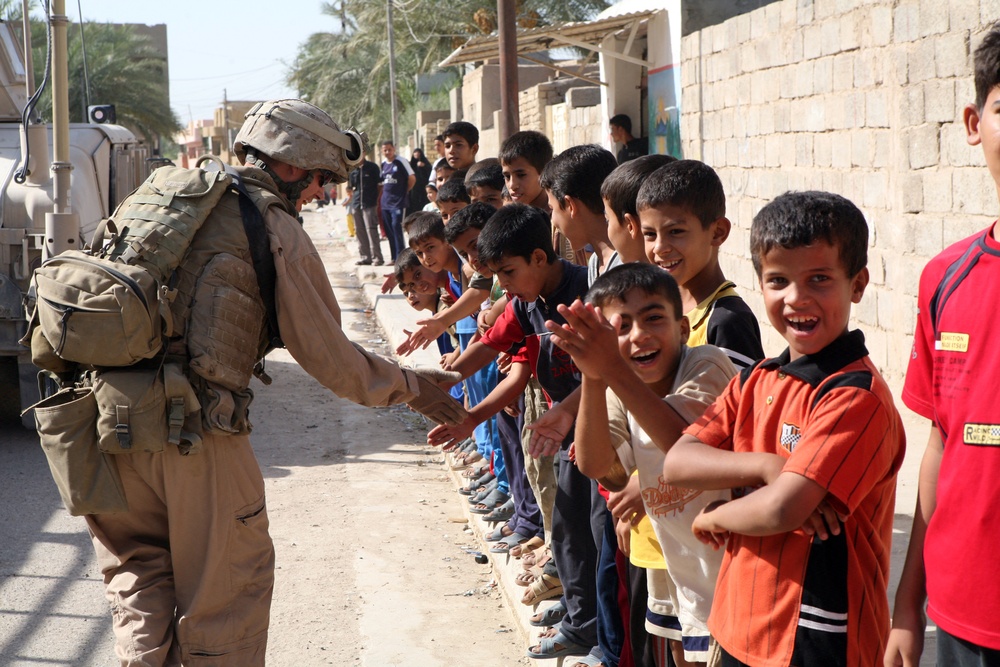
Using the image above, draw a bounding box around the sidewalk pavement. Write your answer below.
[314,200,934,665]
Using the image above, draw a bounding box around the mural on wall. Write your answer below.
[648,63,682,158]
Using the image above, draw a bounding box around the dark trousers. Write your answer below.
[551,449,600,648]
[381,207,406,260]
[938,627,1000,667]
[597,510,625,667]
[497,396,543,539]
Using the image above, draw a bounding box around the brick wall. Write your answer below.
[680,0,999,388]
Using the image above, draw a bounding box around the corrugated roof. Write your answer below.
[439,9,659,68]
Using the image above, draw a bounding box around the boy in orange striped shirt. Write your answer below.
[663,191,905,667]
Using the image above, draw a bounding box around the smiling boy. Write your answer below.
[663,191,906,667]
[638,160,763,370]
[548,263,736,667]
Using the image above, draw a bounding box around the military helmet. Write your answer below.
[233,99,367,184]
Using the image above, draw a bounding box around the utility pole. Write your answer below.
[498,0,519,140]
[386,0,399,146]
[223,88,230,157]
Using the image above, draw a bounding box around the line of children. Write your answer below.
[357,81,968,664]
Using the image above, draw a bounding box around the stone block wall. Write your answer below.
[680,0,999,388]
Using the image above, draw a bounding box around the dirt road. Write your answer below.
[0,207,528,666]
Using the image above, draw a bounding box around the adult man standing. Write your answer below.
[609,113,648,164]
[77,99,464,666]
[346,150,383,265]
[378,140,415,260]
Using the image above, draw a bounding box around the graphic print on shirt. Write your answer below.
[780,422,802,453]
[642,477,703,518]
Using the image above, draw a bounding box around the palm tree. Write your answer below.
[291,0,609,143]
[20,14,181,145]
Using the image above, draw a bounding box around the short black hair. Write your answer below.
[477,203,556,267]
[405,211,446,246]
[465,158,504,192]
[540,144,619,215]
[380,139,394,147]
[586,262,683,320]
[609,114,632,134]
[750,190,868,278]
[636,160,726,227]
[443,121,479,146]
[445,201,496,243]
[601,154,678,223]
[434,133,445,143]
[425,183,438,192]
[499,131,554,174]
[435,162,455,175]
[975,23,1000,111]
[437,178,471,204]
[393,247,422,283]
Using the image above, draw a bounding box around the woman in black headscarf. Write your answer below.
[407,147,433,214]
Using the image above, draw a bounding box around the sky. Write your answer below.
[70,0,344,126]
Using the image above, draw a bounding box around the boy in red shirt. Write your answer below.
[885,23,1000,667]
[663,191,905,667]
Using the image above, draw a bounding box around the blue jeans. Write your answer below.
[381,207,406,260]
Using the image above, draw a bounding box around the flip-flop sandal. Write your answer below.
[470,488,510,514]
[463,464,489,479]
[525,630,589,660]
[485,523,509,542]
[523,546,551,570]
[443,436,474,453]
[459,471,494,495]
[483,498,515,524]
[469,480,498,504]
[529,601,566,627]
[489,530,529,554]
[515,570,536,586]
[521,573,562,606]
[569,650,607,667]
[510,536,545,559]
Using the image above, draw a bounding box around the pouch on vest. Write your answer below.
[187,253,266,391]
[32,250,162,367]
[29,385,129,516]
[93,364,203,455]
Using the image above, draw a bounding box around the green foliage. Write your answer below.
[26,17,181,143]
[290,0,609,144]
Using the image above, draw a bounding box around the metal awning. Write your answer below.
[439,9,659,70]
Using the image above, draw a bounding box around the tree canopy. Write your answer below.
[289,0,609,145]
[26,19,182,144]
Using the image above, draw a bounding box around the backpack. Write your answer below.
[25,164,279,370]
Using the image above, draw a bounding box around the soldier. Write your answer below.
[84,99,465,666]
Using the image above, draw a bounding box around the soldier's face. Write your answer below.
[296,171,326,211]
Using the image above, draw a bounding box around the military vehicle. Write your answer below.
[0,9,153,426]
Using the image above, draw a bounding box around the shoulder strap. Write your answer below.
[225,167,283,352]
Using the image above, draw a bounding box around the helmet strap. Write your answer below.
[246,148,313,207]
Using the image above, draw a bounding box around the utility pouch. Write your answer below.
[29,385,129,516]
[93,369,167,454]
[32,250,162,367]
[198,380,254,436]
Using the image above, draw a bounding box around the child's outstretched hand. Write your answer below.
[380,272,397,294]
[692,500,731,550]
[526,402,575,458]
[546,299,625,380]
[428,417,475,448]
[397,318,446,356]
